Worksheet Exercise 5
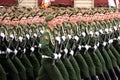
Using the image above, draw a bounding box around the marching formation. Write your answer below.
[0,6,120,80]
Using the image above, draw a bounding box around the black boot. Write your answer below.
[103,71,111,80]
[108,69,118,80]
[91,75,97,80]
[97,74,106,80]
[84,77,91,80]
[113,66,120,79]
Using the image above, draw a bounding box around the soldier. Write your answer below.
[27,24,41,79]
[93,12,112,80]
[9,16,27,80]
[86,12,108,80]
[0,14,21,80]
[97,14,118,80]
[55,13,80,80]
[23,13,42,79]
[69,12,91,80]
[17,14,35,80]
[0,6,7,14]
[37,15,64,80]
[18,14,27,26]
[0,13,7,80]
[1,14,11,27]
[78,13,97,80]
[52,27,70,80]
[106,15,120,79]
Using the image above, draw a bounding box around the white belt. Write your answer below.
[42,55,52,59]
[0,50,5,54]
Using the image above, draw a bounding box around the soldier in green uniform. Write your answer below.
[98,17,118,80]
[37,31,64,80]
[37,15,64,80]
[17,14,34,80]
[62,13,82,80]
[25,13,41,79]
[59,11,83,80]
[65,12,91,80]
[52,25,70,80]
[59,29,77,80]
[86,14,107,80]
[9,16,27,80]
[106,16,120,79]
[93,13,112,80]
[77,13,97,80]
[0,15,7,80]
[0,63,6,80]
[0,14,20,80]
[55,14,79,80]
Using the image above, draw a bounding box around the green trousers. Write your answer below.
[0,64,7,80]
[110,44,120,66]
[74,51,90,79]
[19,54,34,80]
[62,57,77,80]
[56,60,69,80]
[0,55,20,80]
[34,50,42,66]
[37,66,51,80]
[38,58,64,80]
[27,53,40,79]
[89,49,103,75]
[95,49,107,72]
[99,48,113,69]
[106,48,118,68]
[69,56,81,80]
[81,51,96,77]
[11,56,27,80]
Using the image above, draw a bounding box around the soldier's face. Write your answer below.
[2,17,11,25]
[115,12,119,18]
[70,15,77,23]
[7,8,12,13]
[52,18,57,26]
[11,18,19,26]
[33,16,39,23]
[77,15,82,22]
[86,16,91,22]
[19,17,27,25]
[62,14,69,22]
[56,16,62,21]
[111,13,114,18]
[56,16,63,26]
[89,16,93,22]
[39,16,45,23]
[27,16,33,24]
[1,7,6,12]
[105,14,108,20]
[93,15,98,21]
[83,16,88,22]
[94,13,99,20]
[47,20,54,29]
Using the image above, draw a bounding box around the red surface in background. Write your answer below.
[0,0,117,7]
[38,0,73,6]
[94,0,109,7]
[0,0,18,6]
[39,0,109,7]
